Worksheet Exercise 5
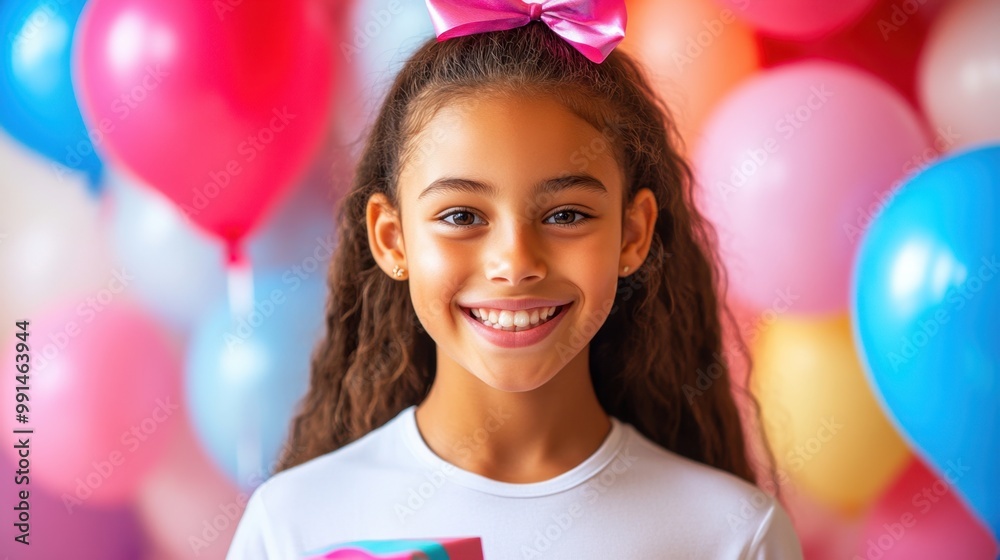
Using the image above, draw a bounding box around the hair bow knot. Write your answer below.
[424,0,627,64]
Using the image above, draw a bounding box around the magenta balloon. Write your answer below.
[136,420,244,560]
[0,458,146,559]
[858,459,998,559]
[73,0,335,253]
[694,61,930,313]
[0,299,182,505]
[717,0,877,39]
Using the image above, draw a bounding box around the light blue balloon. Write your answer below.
[0,0,102,194]
[347,0,435,90]
[339,0,436,143]
[852,144,1000,542]
[186,273,326,488]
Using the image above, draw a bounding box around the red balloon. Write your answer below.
[755,0,949,108]
[858,458,998,559]
[717,0,876,39]
[74,0,335,256]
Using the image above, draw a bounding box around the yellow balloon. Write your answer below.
[751,314,909,516]
[621,0,760,150]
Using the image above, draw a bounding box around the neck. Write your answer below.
[414,346,611,483]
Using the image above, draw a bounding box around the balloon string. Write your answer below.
[225,240,262,486]
[237,402,263,488]
[226,241,254,320]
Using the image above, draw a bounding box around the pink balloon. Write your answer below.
[918,0,1000,149]
[0,299,182,505]
[717,0,877,39]
[0,458,146,559]
[73,0,335,256]
[137,416,246,560]
[858,458,998,559]
[694,61,930,313]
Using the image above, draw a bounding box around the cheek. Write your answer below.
[589,238,623,298]
[407,232,466,324]
[593,234,621,266]
[409,231,468,280]
[555,236,621,302]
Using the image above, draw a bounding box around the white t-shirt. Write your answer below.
[227,405,803,559]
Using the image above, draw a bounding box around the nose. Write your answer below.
[484,219,547,286]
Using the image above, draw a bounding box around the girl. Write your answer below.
[228,2,803,558]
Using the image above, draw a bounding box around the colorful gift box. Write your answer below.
[301,537,484,560]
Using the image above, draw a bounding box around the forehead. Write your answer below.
[398,93,624,201]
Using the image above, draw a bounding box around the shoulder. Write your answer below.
[619,422,763,503]
[617,422,803,559]
[256,416,402,511]
[227,420,405,559]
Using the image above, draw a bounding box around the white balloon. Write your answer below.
[0,129,113,320]
[106,169,228,332]
[106,162,339,332]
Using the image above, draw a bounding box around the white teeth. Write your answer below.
[498,310,514,328]
[467,305,563,331]
[514,311,530,328]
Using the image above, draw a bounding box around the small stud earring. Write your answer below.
[622,265,630,274]
[392,265,406,278]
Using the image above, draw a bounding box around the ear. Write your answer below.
[620,187,658,276]
[366,192,407,276]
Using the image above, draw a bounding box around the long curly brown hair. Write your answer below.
[277,22,773,487]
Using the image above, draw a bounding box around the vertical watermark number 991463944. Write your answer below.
[12,320,33,547]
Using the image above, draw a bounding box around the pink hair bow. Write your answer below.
[424,0,627,64]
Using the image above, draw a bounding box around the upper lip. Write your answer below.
[458,298,572,311]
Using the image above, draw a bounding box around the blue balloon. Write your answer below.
[186,273,327,488]
[852,145,1000,541]
[0,0,102,194]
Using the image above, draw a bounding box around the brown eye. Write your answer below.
[441,209,482,227]
[452,212,474,225]
[545,209,593,228]
[550,211,576,224]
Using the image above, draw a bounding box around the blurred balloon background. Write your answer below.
[1,0,997,557]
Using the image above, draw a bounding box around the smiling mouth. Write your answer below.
[461,305,568,332]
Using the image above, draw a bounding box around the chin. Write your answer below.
[476,369,555,393]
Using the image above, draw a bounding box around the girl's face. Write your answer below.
[369,93,656,392]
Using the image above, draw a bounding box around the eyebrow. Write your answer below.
[417,174,609,201]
